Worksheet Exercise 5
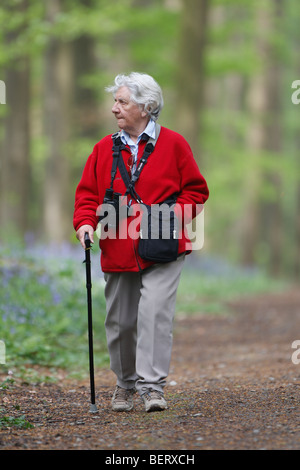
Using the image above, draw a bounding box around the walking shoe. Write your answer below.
[141,388,167,412]
[111,386,135,412]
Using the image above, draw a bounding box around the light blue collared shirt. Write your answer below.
[120,119,156,170]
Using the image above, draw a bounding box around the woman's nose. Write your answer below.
[112,102,119,113]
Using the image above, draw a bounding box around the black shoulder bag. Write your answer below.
[111,126,179,263]
[138,197,179,263]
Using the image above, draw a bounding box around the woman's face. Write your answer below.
[111,86,148,136]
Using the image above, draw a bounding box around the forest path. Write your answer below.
[1,289,299,451]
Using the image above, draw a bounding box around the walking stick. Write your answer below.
[84,232,97,413]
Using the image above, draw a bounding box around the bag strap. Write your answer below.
[111,123,161,203]
[118,155,142,203]
[110,139,121,190]
[131,123,161,183]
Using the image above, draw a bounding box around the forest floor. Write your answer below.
[1,288,300,452]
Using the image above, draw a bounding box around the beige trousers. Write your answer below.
[104,255,185,395]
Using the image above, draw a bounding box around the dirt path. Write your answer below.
[1,289,299,451]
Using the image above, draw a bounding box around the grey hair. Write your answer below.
[105,72,164,121]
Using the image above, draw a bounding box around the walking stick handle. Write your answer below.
[84,232,91,249]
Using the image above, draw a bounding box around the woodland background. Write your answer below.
[0,0,300,279]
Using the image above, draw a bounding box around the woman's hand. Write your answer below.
[76,224,94,248]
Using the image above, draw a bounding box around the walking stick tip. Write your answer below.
[89,404,98,413]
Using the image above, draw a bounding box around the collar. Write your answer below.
[120,119,156,147]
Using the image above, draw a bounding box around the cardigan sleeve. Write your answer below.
[73,145,100,231]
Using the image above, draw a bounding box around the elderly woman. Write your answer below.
[74,72,209,412]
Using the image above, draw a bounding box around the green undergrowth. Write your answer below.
[0,244,288,382]
[0,243,108,382]
[176,262,287,316]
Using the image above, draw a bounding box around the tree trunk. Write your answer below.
[72,0,101,140]
[294,184,300,279]
[241,1,283,275]
[72,35,100,140]
[43,0,73,243]
[0,0,31,238]
[241,71,267,266]
[176,0,209,159]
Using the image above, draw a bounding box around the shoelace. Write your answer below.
[114,386,133,402]
[142,389,163,401]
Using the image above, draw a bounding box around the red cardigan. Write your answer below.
[73,126,209,272]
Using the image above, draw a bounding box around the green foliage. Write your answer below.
[126,6,179,84]
[1,0,300,278]
[176,257,287,315]
[0,410,34,430]
[0,377,14,390]
[0,0,134,64]
[0,1,45,64]
[0,242,287,382]
[0,243,108,376]
[200,0,300,272]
